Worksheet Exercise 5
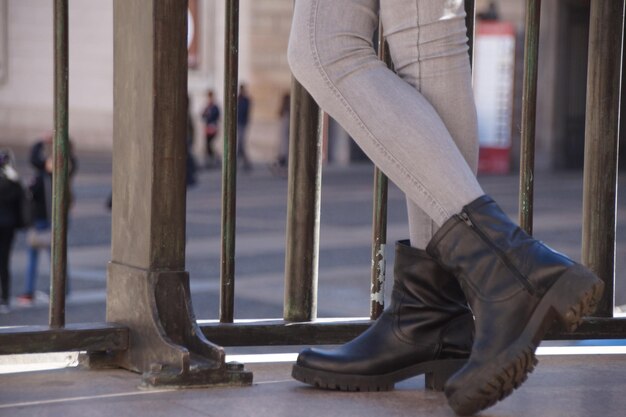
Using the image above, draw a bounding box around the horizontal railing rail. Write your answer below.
[199,317,626,347]
[0,323,128,355]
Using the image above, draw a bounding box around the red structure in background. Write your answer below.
[474,21,516,175]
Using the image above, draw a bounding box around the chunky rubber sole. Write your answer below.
[446,264,604,416]
[292,357,466,392]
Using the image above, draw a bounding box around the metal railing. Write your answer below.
[204,0,626,347]
[0,0,127,356]
[1,0,625,387]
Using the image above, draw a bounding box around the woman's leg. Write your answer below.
[23,219,49,298]
[205,134,214,158]
[289,2,603,415]
[380,0,479,248]
[24,246,38,297]
[289,0,476,394]
[288,0,483,227]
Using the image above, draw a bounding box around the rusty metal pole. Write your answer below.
[220,0,239,323]
[465,0,476,67]
[283,76,323,323]
[582,0,624,318]
[370,22,391,321]
[518,0,542,234]
[50,0,70,328]
[370,169,388,320]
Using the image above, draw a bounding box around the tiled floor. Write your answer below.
[1,353,625,417]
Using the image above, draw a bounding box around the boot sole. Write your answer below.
[292,358,467,392]
[446,264,604,415]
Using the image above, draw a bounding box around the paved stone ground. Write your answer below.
[2,354,626,417]
[2,148,626,329]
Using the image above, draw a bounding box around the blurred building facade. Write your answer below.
[0,0,294,163]
[0,0,619,171]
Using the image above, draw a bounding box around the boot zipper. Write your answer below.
[459,212,537,295]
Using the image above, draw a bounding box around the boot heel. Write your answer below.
[549,264,605,332]
[424,359,466,391]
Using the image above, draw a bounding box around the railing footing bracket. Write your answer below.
[90,262,252,388]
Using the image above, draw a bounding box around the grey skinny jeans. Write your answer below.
[288,0,484,247]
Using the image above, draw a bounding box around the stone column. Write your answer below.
[101,0,251,388]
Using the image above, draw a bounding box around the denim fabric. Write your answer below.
[288,0,483,242]
[24,219,50,296]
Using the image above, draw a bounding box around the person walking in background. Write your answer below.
[237,84,252,172]
[201,89,221,169]
[287,1,603,415]
[186,95,198,187]
[0,149,26,314]
[270,92,291,177]
[18,135,77,305]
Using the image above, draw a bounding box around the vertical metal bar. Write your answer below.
[464,0,476,67]
[49,0,69,329]
[283,76,322,323]
[370,22,390,320]
[220,0,239,323]
[582,0,624,318]
[518,0,542,234]
[370,169,387,320]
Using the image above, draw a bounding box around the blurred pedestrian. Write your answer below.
[201,89,221,169]
[269,92,290,177]
[18,135,77,305]
[0,149,26,313]
[186,95,198,187]
[237,84,252,171]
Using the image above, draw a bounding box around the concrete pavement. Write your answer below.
[2,149,626,327]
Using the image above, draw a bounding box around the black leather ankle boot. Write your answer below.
[426,195,604,415]
[291,240,474,392]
